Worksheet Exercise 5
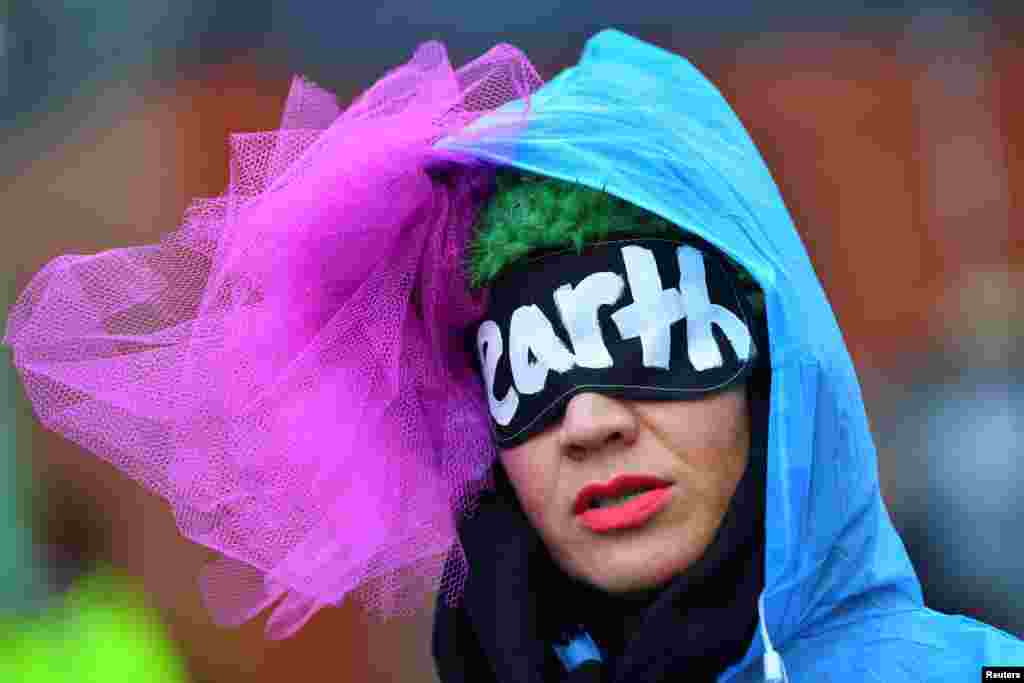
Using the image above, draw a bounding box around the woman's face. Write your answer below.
[499,385,750,594]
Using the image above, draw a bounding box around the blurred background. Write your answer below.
[2,1,1021,681]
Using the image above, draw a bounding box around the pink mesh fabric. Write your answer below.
[4,41,543,639]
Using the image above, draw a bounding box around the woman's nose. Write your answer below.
[558,392,638,457]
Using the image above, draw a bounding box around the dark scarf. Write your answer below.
[433,383,768,683]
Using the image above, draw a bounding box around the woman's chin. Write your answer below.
[569,556,680,595]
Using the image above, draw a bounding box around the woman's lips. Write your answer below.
[574,474,673,515]
[574,474,673,533]
[577,487,673,533]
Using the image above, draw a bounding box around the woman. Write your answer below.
[432,169,771,682]
[432,32,1024,679]
[6,28,1022,683]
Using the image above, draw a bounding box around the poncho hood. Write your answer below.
[436,28,1024,681]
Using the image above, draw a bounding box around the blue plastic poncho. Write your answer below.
[437,28,1024,681]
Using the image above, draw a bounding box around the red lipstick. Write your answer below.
[574,474,673,534]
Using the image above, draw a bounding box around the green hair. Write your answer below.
[468,169,679,288]
[467,168,763,313]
